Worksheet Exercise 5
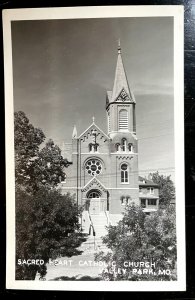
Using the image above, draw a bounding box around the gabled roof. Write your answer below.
[108,44,135,104]
[139,176,159,187]
[81,176,107,193]
[78,120,110,142]
[106,91,112,105]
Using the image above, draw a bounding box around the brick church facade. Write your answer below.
[60,44,159,220]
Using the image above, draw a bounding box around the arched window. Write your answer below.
[89,143,99,152]
[86,190,101,210]
[120,195,131,205]
[128,143,133,152]
[119,109,128,130]
[87,190,101,198]
[121,163,129,183]
[120,196,125,205]
[126,196,131,205]
[89,143,93,152]
[94,143,99,152]
[116,143,120,152]
[121,138,127,151]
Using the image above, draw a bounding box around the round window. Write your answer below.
[121,164,128,170]
[86,159,102,176]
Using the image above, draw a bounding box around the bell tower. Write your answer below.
[106,41,136,139]
[105,42,139,213]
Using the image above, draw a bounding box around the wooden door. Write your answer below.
[89,198,100,215]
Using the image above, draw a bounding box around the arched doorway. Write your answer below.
[86,189,101,215]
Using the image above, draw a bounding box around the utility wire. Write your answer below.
[62,168,175,182]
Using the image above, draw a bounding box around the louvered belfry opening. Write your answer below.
[119,109,128,130]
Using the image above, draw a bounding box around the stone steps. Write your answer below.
[81,212,111,252]
[90,215,108,238]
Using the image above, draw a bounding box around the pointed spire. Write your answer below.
[118,39,121,54]
[72,125,77,139]
[110,41,135,103]
[92,116,95,123]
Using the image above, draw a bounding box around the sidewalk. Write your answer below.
[38,236,109,281]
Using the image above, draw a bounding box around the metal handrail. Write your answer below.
[88,211,97,250]
[105,210,111,226]
[88,211,96,236]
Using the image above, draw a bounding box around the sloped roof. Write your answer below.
[78,121,110,142]
[108,47,135,104]
[81,176,107,193]
[138,176,159,187]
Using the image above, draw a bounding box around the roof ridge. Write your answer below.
[78,122,110,140]
[81,176,107,192]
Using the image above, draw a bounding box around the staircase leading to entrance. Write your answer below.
[81,211,111,253]
[89,212,110,252]
[90,212,108,238]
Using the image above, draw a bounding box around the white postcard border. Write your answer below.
[3,5,185,291]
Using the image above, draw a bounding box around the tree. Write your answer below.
[14,111,70,192]
[14,111,45,187]
[14,111,85,280]
[30,139,70,191]
[95,204,177,281]
[150,171,175,208]
[16,186,85,280]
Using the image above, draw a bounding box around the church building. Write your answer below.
[60,43,159,226]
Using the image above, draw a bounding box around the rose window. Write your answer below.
[85,159,102,176]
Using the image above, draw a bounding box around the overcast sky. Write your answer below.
[11,17,174,179]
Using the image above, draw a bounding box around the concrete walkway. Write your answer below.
[38,235,110,281]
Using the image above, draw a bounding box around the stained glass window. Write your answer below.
[86,159,102,176]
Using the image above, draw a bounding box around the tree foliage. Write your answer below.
[95,204,177,281]
[16,186,85,280]
[14,111,45,187]
[31,139,70,191]
[14,111,70,192]
[150,171,175,208]
[15,111,84,280]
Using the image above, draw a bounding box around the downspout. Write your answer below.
[80,139,82,229]
[76,138,79,213]
[116,155,117,187]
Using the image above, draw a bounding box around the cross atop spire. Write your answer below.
[118,39,121,54]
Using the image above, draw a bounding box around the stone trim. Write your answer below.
[78,123,110,142]
[81,177,107,193]
[117,155,134,160]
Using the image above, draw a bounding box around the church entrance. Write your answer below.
[87,190,102,215]
[89,198,100,215]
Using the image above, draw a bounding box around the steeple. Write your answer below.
[72,125,77,139]
[107,41,135,105]
[106,42,136,136]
